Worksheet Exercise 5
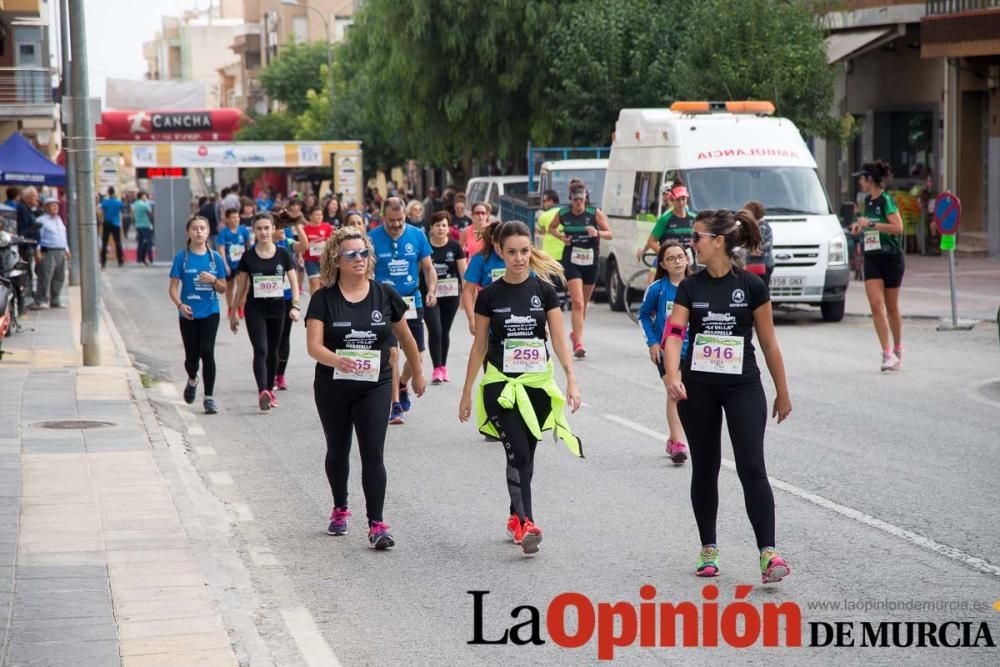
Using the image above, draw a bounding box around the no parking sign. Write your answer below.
[934,192,961,250]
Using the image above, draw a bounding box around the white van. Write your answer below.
[601,102,850,321]
[538,159,608,208]
[465,175,535,213]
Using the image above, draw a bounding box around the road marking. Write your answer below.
[249,546,278,566]
[281,607,342,667]
[605,413,1000,579]
[196,446,217,456]
[232,503,254,522]
[156,383,179,398]
[188,425,206,436]
[208,472,234,486]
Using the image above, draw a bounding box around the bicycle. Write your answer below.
[624,252,658,324]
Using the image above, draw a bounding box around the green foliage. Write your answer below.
[234,111,299,141]
[672,0,838,139]
[258,42,330,115]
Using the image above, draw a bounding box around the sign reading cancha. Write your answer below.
[96,109,246,142]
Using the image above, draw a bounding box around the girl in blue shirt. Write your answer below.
[169,216,228,414]
[461,220,513,335]
[637,241,690,463]
[216,207,252,318]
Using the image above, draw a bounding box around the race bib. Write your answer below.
[490,268,506,282]
[229,244,245,261]
[389,258,410,277]
[502,338,547,374]
[570,247,595,266]
[666,300,674,316]
[333,349,380,382]
[252,275,284,299]
[435,277,459,298]
[864,229,881,252]
[309,239,327,257]
[690,333,744,375]
[402,295,418,320]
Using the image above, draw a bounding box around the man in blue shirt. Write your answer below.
[99,186,125,268]
[30,197,70,309]
[370,196,437,424]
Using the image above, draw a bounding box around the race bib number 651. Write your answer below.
[690,333,744,375]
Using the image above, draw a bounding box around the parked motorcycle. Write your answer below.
[0,228,37,355]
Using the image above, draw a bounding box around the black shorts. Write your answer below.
[561,256,598,285]
[388,308,425,352]
[864,252,905,289]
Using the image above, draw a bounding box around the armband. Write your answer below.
[666,324,685,340]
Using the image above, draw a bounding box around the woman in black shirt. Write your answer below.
[664,208,792,584]
[459,221,582,556]
[424,211,467,383]
[306,227,426,549]
[230,212,300,411]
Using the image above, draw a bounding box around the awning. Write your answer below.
[825,27,902,64]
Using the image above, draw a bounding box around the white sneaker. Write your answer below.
[880,352,900,372]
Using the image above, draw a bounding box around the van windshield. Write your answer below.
[684,167,830,216]
[546,169,606,208]
[503,181,532,196]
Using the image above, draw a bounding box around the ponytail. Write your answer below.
[733,209,763,259]
[695,208,763,267]
[528,247,565,286]
[478,220,502,257]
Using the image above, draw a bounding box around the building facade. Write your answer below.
[0,0,59,153]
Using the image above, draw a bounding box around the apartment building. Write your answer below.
[0,0,58,154]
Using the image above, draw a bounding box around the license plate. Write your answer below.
[770,275,804,288]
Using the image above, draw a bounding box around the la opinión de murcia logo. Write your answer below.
[468,587,996,660]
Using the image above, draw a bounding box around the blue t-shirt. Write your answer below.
[169,249,227,319]
[217,225,251,274]
[370,225,432,307]
[638,277,688,358]
[100,198,124,227]
[464,251,507,288]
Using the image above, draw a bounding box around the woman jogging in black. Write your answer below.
[306,227,426,549]
[459,221,582,556]
[230,212,300,411]
[168,216,228,414]
[425,211,467,383]
[664,208,792,583]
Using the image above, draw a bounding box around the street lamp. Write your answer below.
[280,0,334,137]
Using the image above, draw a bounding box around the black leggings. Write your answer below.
[100,224,123,267]
[277,300,294,376]
[677,378,775,549]
[424,296,460,367]
[245,310,283,392]
[314,371,392,523]
[178,314,219,395]
[483,383,551,523]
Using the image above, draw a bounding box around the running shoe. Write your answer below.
[258,390,271,411]
[570,332,586,359]
[398,385,411,412]
[389,403,405,425]
[275,374,288,390]
[268,390,280,408]
[506,514,524,544]
[183,376,198,405]
[695,545,720,577]
[759,547,790,584]
[203,398,218,415]
[880,352,900,372]
[441,366,450,382]
[368,521,395,549]
[327,507,351,536]
[520,520,542,554]
[431,367,444,384]
[666,439,688,464]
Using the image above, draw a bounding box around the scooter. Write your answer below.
[0,229,37,351]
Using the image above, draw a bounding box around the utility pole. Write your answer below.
[67,0,100,365]
[59,0,79,286]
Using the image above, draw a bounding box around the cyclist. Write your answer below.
[216,207,251,318]
[664,208,792,584]
[850,160,905,371]
[168,216,228,414]
[425,211,467,383]
[547,185,613,358]
[458,220,582,555]
[637,241,690,462]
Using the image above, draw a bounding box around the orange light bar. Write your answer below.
[670,101,775,115]
[670,102,711,113]
[725,101,775,115]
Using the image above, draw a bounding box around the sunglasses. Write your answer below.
[691,231,719,243]
[342,248,371,261]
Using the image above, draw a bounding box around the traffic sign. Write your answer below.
[940,234,955,251]
[934,192,961,234]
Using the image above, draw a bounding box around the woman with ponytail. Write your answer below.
[663,208,792,584]
[459,220,581,556]
[461,220,508,335]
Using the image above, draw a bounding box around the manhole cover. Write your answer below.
[30,420,116,430]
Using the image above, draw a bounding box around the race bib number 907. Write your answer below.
[252,275,284,299]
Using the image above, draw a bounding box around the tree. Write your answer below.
[235,111,298,141]
[258,42,329,115]
[672,0,839,139]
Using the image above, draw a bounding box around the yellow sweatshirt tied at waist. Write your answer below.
[475,360,584,458]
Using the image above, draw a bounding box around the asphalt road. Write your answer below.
[103,265,1000,666]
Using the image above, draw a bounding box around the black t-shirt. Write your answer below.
[305,281,407,383]
[237,246,294,318]
[674,268,770,383]
[451,215,472,232]
[559,206,599,262]
[474,276,560,376]
[431,239,466,280]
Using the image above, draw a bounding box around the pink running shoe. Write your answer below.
[268,390,279,408]
[275,374,288,390]
[431,367,444,384]
[666,439,688,464]
[327,507,351,535]
[368,521,395,549]
[441,366,450,382]
[258,391,271,411]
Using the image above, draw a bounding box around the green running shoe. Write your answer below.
[696,545,720,577]
[760,547,790,584]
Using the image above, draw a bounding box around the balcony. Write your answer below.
[922,0,1000,57]
[0,67,54,118]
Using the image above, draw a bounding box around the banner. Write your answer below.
[98,109,245,142]
[170,144,288,167]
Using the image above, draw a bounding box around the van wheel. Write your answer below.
[607,259,625,312]
[821,300,845,322]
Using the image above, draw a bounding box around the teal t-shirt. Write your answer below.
[132,200,153,229]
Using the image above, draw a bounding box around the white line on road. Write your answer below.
[231,503,254,522]
[281,607,342,667]
[195,446,217,456]
[604,413,1000,579]
[208,471,234,486]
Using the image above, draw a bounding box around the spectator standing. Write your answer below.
[98,186,125,268]
[223,185,241,214]
[31,197,70,308]
[17,187,41,292]
[133,191,155,266]
[5,186,19,209]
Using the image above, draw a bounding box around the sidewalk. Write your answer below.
[1,289,238,666]
[844,253,1000,321]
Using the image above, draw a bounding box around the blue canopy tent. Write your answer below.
[0,133,65,187]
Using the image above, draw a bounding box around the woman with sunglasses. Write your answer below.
[460,201,490,257]
[637,241,691,462]
[306,227,426,549]
[664,208,792,584]
[230,212,301,411]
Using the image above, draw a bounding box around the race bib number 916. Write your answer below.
[690,333,744,375]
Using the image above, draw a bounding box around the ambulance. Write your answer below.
[601,101,850,321]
